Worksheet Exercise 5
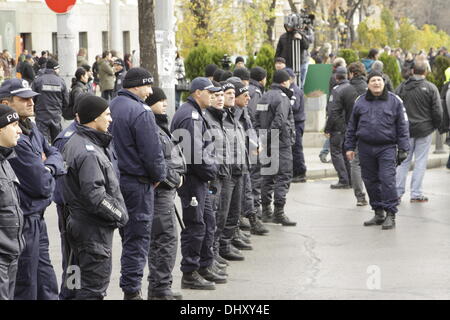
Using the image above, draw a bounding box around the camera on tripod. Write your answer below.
[283,10,315,33]
[221,54,232,71]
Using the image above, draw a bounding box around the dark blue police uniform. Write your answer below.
[110,88,166,295]
[345,91,410,215]
[9,119,65,300]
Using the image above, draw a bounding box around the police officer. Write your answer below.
[0,79,64,300]
[326,62,368,206]
[247,67,267,221]
[198,83,230,279]
[109,67,166,300]
[112,58,127,97]
[232,81,269,236]
[325,66,352,189]
[256,70,297,226]
[171,77,222,289]
[0,104,24,300]
[284,68,307,184]
[345,71,410,230]
[145,88,187,300]
[31,58,69,143]
[63,95,128,300]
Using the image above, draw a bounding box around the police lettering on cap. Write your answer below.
[0,78,40,99]
[221,82,235,92]
[0,104,19,129]
[230,81,249,97]
[123,67,154,88]
[189,77,221,93]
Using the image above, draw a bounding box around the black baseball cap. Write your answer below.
[0,79,40,99]
[189,77,222,93]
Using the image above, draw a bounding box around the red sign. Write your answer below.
[45,0,77,14]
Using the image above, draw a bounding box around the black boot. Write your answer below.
[363,209,385,226]
[198,266,227,284]
[181,271,216,290]
[381,212,396,230]
[239,216,251,231]
[237,228,252,244]
[214,254,229,267]
[124,291,143,300]
[273,205,297,226]
[248,213,269,235]
[261,204,273,223]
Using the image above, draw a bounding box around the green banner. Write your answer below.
[303,64,333,96]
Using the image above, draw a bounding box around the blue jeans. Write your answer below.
[396,134,433,199]
[319,138,330,156]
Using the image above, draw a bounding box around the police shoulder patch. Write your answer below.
[85,144,95,151]
[354,94,364,104]
[256,104,269,111]
[390,92,403,104]
[142,104,151,111]
[280,92,287,97]
[255,89,261,94]
[192,110,199,120]
[64,130,74,138]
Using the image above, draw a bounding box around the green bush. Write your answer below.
[254,44,275,86]
[379,53,402,89]
[431,55,450,91]
[184,44,228,81]
[338,49,359,64]
[358,49,369,61]
[246,53,256,70]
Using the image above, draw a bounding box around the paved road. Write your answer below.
[45,167,450,300]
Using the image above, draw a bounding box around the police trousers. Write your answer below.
[119,176,154,294]
[177,175,215,273]
[358,142,398,214]
[220,175,243,253]
[148,188,178,297]
[0,254,18,300]
[261,147,293,207]
[36,117,62,145]
[14,212,59,300]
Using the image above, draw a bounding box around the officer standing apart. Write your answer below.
[256,70,297,226]
[31,58,69,144]
[0,104,24,300]
[345,71,410,230]
[171,77,220,290]
[145,87,187,300]
[0,79,65,300]
[110,68,166,300]
[63,95,129,300]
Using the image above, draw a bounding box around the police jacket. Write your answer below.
[345,90,410,152]
[8,119,65,216]
[275,31,310,68]
[154,114,187,189]
[248,79,265,126]
[113,70,127,96]
[63,125,128,228]
[204,107,231,179]
[290,82,306,123]
[234,107,258,169]
[32,69,70,122]
[0,147,25,256]
[53,120,78,206]
[395,76,443,138]
[110,89,166,184]
[171,96,218,182]
[222,107,247,176]
[255,83,296,149]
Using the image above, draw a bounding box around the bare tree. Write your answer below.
[138,0,159,86]
[265,0,277,45]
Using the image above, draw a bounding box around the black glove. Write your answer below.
[397,149,408,166]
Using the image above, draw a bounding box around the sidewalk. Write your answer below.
[303,147,450,180]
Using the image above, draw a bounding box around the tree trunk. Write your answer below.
[265,0,277,46]
[287,0,298,13]
[138,0,159,86]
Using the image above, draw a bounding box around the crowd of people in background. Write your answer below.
[0,39,449,301]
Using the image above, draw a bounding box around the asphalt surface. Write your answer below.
[45,167,450,300]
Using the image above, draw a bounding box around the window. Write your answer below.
[102,31,109,52]
[52,32,58,56]
[123,31,130,55]
[79,31,88,58]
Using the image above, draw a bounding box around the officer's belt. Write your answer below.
[122,174,152,185]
